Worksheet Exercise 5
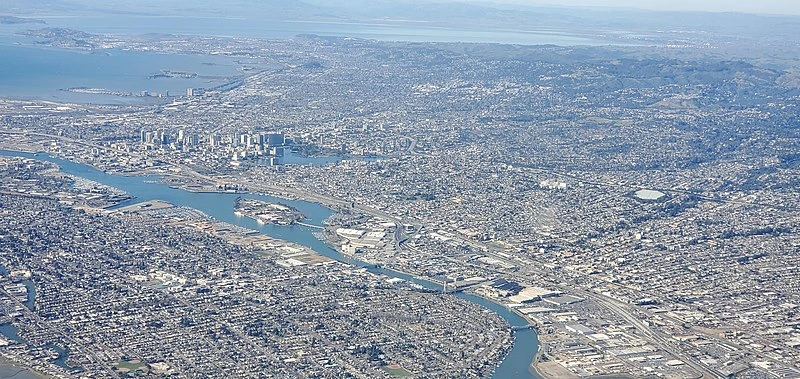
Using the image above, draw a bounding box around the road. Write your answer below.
[1,129,728,377]
[0,283,121,378]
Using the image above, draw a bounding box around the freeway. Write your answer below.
[0,129,727,377]
[125,155,727,378]
[584,291,720,378]
[410,222,723,378]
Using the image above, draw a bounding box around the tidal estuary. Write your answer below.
[0,149,540,379]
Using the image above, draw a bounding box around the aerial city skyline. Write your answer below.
[0,1,798,378]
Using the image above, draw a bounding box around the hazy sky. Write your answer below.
[483,0,800,15]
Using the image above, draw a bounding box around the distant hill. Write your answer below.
[0,15,46,24]
[2,0,799,67]
[0,0,330,18]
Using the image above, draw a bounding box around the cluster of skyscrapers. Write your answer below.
[139,129,288,165]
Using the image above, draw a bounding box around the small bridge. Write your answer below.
[296,221,324,229]
[511,324,537,332]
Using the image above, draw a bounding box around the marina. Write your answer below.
[0,149,541,378]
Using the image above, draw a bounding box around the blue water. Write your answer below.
[0,364,41,379]
[45,343,79,372]
[0,149,539,378]
[27,15,616,46]
[461,294,540,379]
[0,43,246,103]
[0,265,35,310]
[0,8,632,105]
[0,267,81,374]
[0,279,73,372]
[0,13,626,104]
[0,323,24,344]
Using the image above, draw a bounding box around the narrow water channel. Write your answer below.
[0,149,540,378]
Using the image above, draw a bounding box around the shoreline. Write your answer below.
[531,342,548,379]
[0,356,50,379]
[1,147,539,378]
[456,288,545,379]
